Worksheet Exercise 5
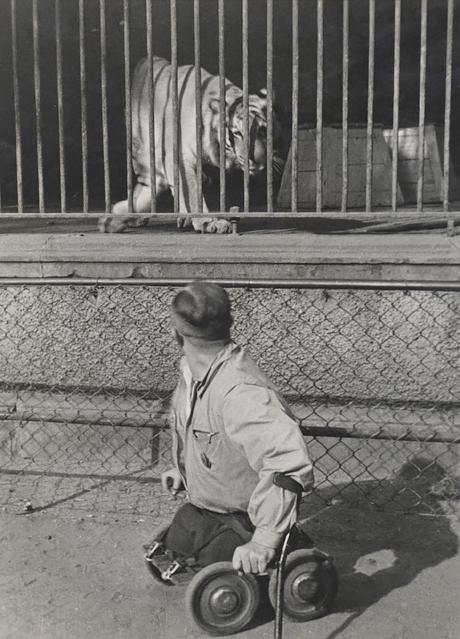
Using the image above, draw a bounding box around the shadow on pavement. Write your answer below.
[297,456,459,639]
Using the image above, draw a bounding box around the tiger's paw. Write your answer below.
[203,219,233,234]
[98,215,128,233]
[129,217,150,228]
[98,215,148,233]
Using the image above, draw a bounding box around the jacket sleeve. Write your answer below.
[223,384,314,549]
[170,358,191,478]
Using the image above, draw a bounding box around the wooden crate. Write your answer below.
[382,125,459,204]
[278,125,403,209]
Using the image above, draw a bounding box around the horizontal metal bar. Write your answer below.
[0,467,161,484]
[301,425,460,444]
[1,278,460,291]
[0,411,162,430]
[2,211,460,220]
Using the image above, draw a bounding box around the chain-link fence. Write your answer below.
[1,282,459,519]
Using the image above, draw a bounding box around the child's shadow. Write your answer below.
[297,456,459,638]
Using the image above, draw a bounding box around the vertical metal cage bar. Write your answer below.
[391,0,401,212]
[194,0,203,213]
[443,0,454,212]
[146,0,156,213]
[100,0,110,214]
[123,0,133,213]
[417,0,428,211]
[170,0,179,215]
[218,0,226,213]
[291,0,299,213]
[341,0,349,213]
[79,0,89,213]
[316,0,324,212]
[365,0,375,212]
[32,0,44,213]
[11,0,23,213]
[55,0,66,212]
[266,0,274,212]
[242,0,250,212]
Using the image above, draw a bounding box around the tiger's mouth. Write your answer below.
[249,162,265,176]
[226,150,285,177]
[227,155,266,175]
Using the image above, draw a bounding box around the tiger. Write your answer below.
[99,55,283,234]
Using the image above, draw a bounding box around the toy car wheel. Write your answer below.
[268,549,338,622]
[185,561,260,636]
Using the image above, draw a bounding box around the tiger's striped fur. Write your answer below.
[99,55,281,234]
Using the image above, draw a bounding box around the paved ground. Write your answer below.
[1,481,459,639]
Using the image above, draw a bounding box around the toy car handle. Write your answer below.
[274,525,294,639]
[272,473,303,639]
[272,472,303,497]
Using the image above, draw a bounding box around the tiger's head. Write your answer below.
[225,90,284,177]
[209,89,284,178]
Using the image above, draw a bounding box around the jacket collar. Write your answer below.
[182,341,240,398]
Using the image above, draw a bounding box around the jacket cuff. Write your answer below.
[252,527,285,549]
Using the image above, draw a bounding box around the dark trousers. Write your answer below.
[162,502,254,567]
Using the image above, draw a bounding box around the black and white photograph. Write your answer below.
[0,1,459,638]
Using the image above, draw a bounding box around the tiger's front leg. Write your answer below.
[176,162,232,234]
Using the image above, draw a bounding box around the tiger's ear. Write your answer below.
[258,88,276,103]
[210,98,231,118]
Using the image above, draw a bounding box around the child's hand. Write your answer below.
[161,468,183,497]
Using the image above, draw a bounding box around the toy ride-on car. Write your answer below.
[145,522,338,636]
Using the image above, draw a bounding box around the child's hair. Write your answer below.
[171,280,233,341]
